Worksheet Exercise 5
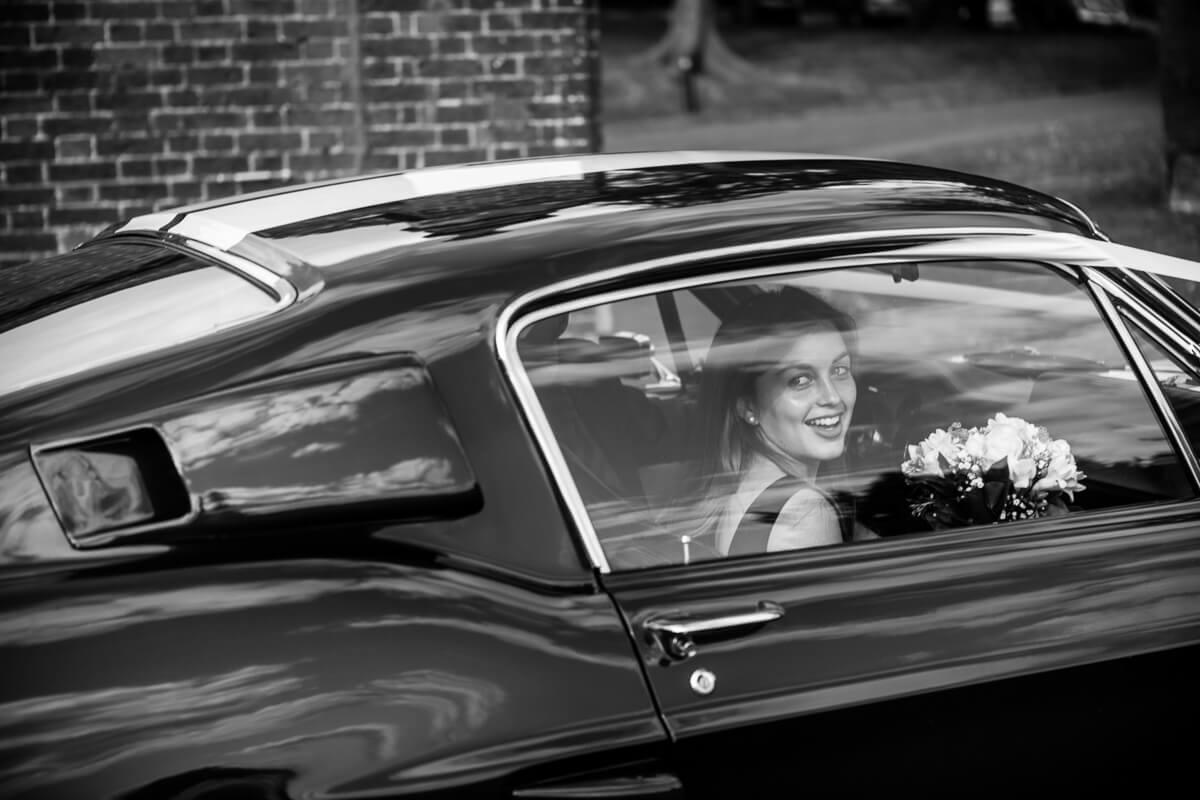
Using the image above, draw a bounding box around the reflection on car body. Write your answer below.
[2,152,1199,798]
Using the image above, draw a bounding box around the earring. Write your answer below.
[745,412,758,425]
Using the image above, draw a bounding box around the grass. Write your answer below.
[601,13,1159,122]
[600,12,1200,261]
[922,116,1200,260]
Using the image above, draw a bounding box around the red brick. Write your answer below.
[90,1,158,19]
[187,65,245,85]
[9,210,48,228]
[423,148,488,167]
[188,21,245,41]
[473,34,537,55]
[194,0,227,16]
[34,22,104,45]
[55,135,94,159]
[49,162,118,182]
[439,127,471,146]
[97,136,163,156]
[419,56,485,78]
[0,187,55,206]
[2,116,40,139]
[7,2,52,21]
[201,133,237,151]
[1,71,40,92]
[98,182,170,202]
[0,232,58,251]
[5,163,45,184]
[53,92,92,112]
[43,116,113,136]
[49,206,123,225]
[118,159,154,178]
[237,131,305,151]
[194,155,251,173]
[155,157,190,176]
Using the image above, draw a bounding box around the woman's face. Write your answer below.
[745,325,856,468]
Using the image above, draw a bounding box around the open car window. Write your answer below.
[514,260,1195,571]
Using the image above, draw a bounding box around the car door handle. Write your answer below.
[644,601,784,661]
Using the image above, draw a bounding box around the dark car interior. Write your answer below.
[518,278,1197,569]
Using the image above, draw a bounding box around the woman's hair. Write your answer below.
[681,286,857,539]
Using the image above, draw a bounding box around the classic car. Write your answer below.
[2,152,1199,798]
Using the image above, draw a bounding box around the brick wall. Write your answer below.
[0,0,602,266]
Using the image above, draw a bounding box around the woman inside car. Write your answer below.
[687,287,868,555]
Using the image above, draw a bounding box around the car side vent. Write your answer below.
[31,426,194,547]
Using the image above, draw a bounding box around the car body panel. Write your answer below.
[0,551,666,799]
[2,152,1196,797]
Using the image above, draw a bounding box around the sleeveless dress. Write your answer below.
[726,476,854,556]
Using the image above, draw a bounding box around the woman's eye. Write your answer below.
[787,373,813,389]
[832,364,852,378]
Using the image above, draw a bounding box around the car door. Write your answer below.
[503,237,1200,794]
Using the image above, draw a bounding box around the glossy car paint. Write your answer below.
[1,154,1196,797]
[605,503,1200,792]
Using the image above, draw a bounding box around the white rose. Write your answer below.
[903,443,943,477]
[1033,449,1085,498]
[1010,457,1037,489]
[983,420,1026,467]
[923,428,959,464]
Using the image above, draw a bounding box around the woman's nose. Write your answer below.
[816,376,841,405]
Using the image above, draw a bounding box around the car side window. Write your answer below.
[1123,316,1200,453]
[514,261,1194,570]
[0,242,281,396]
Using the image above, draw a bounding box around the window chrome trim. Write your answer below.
[1086,271,1200,493]
[176,237,297,305]
[496,226,1122,574]
[1087,269,1200,371]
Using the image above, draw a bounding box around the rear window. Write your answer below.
[0,242,280,396]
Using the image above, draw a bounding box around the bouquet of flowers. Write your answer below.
[900,413,1085,528]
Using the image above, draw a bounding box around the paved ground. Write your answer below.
[602,87,1157,159]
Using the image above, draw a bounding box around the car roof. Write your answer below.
[93,151,1102,287]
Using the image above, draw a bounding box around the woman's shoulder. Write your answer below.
[776,484,838,522]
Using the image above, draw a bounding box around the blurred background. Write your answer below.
[0,0,1196,267]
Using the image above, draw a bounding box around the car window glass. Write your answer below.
[515,261,1193,571]
[1123,317,1200,455]
[0,244,279,396]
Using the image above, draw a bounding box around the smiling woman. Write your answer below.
[690,288,862,555]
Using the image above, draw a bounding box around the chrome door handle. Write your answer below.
[644,602,784,661]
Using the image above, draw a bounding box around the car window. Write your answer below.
[1123,317,1200,454]
[0,242,280,396]
[514,260,1195,570]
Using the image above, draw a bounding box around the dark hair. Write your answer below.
[683,286,857,535]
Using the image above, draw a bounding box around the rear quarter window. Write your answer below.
[0,242,281,396]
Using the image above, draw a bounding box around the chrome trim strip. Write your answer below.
[496,226,1113,574]
[179,237,297,305]
[1086,271,1200,492]
[645,606,784,637]
[1086,269,1199,369]
[29,423,200,549]
[1125,271,1200,338]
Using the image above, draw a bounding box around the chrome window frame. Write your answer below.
[496,227,1200,574]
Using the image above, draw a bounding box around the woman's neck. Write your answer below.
[745,452,814,485]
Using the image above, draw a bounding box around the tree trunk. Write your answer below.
[638,0,842,113]
[1162,0,1200,214]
